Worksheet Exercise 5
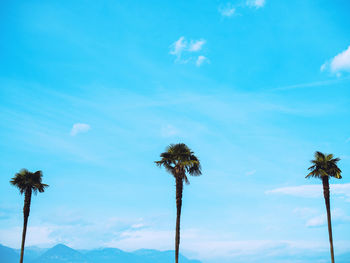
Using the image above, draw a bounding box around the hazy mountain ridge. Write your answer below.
[0,244,201,263]
[0,244,18,263]
[1,243,349,263]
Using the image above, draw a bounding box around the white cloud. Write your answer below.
[266,183,350,201]
[321,46,350,74]
[218,3,236,17]
[105,228,332,260]
[306,214,325,227]
[320,63,327,72]
[70,123,90,136]
[306,208,350,227]
[169,36,186,58]
[330,46,350,72]
[169,37,208,66]
[0,226,56,248]
[196,55,208,67]
[266,185,322,198]
[2,222,350,260]
[293,207,318,219]
[0,215,150,250]
[247,0,266,8]
[245,169,257,176]
[131,223,145,229]
[161,124,179,137]
[188,39,206,52]
[106,229,173,251]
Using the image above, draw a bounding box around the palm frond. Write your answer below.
[306,152,342,180]
[183,175,190,185]
[155,143,202,183]
[10,169,49,194]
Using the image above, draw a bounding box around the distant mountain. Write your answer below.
[83,247,140,263]
[35,244,88,263]
[1,243,348,263]
[0,244,202,263]
[0,244,18,263]
[337,252,350,263]
[14,246,48,262]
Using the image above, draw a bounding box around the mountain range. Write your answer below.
[2,243,350,263]
[0,244,201,263]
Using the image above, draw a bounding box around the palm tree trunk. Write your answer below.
[20,189,32,263]
[175,176,183,263]
[322,176,335,263]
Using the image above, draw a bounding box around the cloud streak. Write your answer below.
[160,124,179,137]
[196,55,208,67]
[266,183,350,201]
[218,3,236,17]
[247,0,266,9]
[306,208,350,227]
[70,123,91,136]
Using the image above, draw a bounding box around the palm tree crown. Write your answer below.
[155,143,202,183]
[10,169,48,194]
[306,151,342,179]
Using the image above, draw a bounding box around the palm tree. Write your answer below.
[155,143,202,263]
[10,169,48,263]
[306,151,342,263]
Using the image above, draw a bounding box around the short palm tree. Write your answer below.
[155,143,201,263]
[10,169,48,263]
[306,151,342,263]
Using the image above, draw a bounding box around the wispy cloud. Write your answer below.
[0,215,149,249]
[272,77,350,91]
[160,124,179,137]
[104,228,332,260]
[218,3,236,17]
[247,0,266,9]
[306,208,350,227]
[1,220,349,260]
[245,169,257,176]
[70,123,91,136]
[293,207,318,218]
[131,223,145,229]
[321,45,350,75]
[169,37,208,66]
[196,55,208,67]
[106,229,173,251]
[188,39,206,52]
[169,36,186,58]
[219,1,264,18]
[0,226,57,248]
[266,183,350,201]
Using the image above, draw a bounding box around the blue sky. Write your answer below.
[1,0,350,262]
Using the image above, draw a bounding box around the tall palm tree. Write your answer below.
[306,151,342,263]
[155,143,201,263]
[10,169,48,263]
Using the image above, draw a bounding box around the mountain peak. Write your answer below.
[36,243,86,263]
[52,244,71,249]
[0,243,203,263]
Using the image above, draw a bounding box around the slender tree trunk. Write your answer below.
[175,176,183,263]
[322,176,335,263]
[20,189,32,263]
